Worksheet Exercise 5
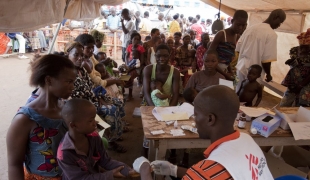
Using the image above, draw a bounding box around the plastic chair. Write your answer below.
[275,175,307,180]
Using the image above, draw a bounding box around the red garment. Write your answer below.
[196,45,208,71]
[191,23,203,42]
[126,44,145,60]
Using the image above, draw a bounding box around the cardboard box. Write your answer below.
[275,107,310,140]
[275,109,296,130]
[251,114,281,137]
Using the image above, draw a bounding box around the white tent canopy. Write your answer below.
[0,0,129,32]
[0,0,309,83]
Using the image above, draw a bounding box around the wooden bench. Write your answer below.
[260,81,287,97]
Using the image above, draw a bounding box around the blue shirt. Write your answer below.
[106,15,120,29]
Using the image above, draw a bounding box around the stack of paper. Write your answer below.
[287,107,310,140]
[95,115,111,137]
[152,103,194,121]
[170,129,185,136]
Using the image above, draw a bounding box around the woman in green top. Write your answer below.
[143,44,180,106]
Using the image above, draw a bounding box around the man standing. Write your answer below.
[200,18,207,32]
[190,18,203,42]
[106,7,120,33]
[120,8,135,62]
[134,85,274,180]
[157,13,167,33]
[206,19,213,34]
[169,14,181,35]
[139,11,152,34]
[235,9,286,91]
[134,11,141,31]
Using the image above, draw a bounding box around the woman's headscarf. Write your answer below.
[182,33,191,40]
[166,36,174,43]
[297,28,310,45]
[90,30,105,42]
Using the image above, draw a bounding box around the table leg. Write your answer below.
[155,140,168,180]
[148,140,156,162]
[156,140,168,160]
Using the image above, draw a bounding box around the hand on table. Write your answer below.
[150,160,177,177]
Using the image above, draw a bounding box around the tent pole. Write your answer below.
[48,22,62,54]
[48,0,71,54]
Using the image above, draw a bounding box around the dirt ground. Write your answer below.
[0,54,281,179]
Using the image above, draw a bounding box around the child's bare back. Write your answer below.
[237,79,263,107]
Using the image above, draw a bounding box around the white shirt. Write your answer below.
[157,20,167,33]
[121,19,135,47]
[106,15,120,30]
[208,133,273,180]
[236,23,277,77]
[139,17,152,33]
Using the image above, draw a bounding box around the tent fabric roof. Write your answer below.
[201,0,310,16]
[0,0,129,32]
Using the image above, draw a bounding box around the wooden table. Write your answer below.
[141,106,310,162]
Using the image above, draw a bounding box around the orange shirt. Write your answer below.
[182,131,240,180]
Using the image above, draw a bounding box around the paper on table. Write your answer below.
[240,106,269,117]
[296,107,310,122]
[219,79,234,90]
[288,122,310,140]
[96,115,111,137]
[151,130,165,135]
[152,104,194,121]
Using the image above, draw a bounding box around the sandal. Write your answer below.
[109,142,127,153]
[123,126,130,133]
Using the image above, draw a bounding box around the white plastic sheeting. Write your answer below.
[0,0,129,32]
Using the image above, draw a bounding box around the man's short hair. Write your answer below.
[196,14,200,20]
[131,32,141,41]
[188,16,193,22]
[155,44,170,53]
[121,8,129,15]
[75,34,95,46]
[250,64,263,74]
[151,28,159,35]
[204,49,219,60]
[233,10,248,20]
[173,14,179,20]
[174,32,182,37]
[144,11,149,17]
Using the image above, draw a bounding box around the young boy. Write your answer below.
[95,63,123,100]
[150,79,170,107]
[183,87,198,105]
[237,64,263,107]
[173,32,183,48]
[96,52,118,77]
[127,48,141,69]
[57,99,135,179]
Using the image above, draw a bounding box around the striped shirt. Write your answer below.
[182,160,232,180]
[182,131,240,180]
